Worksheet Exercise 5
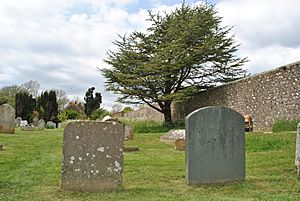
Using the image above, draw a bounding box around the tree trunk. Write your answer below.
[162,101,172,124]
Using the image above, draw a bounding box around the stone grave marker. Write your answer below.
[160,129,185,144]
[186,106,245,185]
[38,119,45,130]
[174,138,186,151]
[57,123,62,128]
[21,125,35,131]
[15,117,22,126]
[46,121,55,129]
[0,104,15,134]
[125,125,134,140]
[61,121,125,192]
[32,117,39,127]
[20,120,28,127]
[295,123,300,175]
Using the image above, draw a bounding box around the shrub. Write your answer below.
[119,119,184,133]
[65,110,79,120]
[272,119,300,132]
[90,108,111,120]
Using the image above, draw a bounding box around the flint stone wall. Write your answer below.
[61,121,125,192]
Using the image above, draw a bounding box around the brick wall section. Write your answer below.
[172,61,300,131]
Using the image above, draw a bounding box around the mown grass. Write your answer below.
[0,129,300,201]
[272,119,300,132]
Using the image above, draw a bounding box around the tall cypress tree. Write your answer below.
[84,87,102,117]
[15,92,36,122]
[37,90,58,122]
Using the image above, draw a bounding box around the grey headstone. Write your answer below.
[125,125,134,140]
[186,106,245,185]
[46,121,55,129]
[32,117,39,127]
[57,123,62,128]
[38,119,45,130]
[0,104,15,134]
[20,120,28,127]
[15,117,22,126]
[21,125,35,131]
[61,121,125,192]
[295,123,300,175]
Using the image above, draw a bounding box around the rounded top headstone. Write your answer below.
[0,103,15,134]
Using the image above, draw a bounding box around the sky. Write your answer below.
[0,0,299,109]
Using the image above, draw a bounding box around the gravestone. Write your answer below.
[186,106,245,185]
[61,121,125,192]
[38,119,45,130]
[57,123,62,128]
[160,129,185,144]
[20,120,28,127]
[0,104,15,134]
[174,138,186,151]
[295,123,300,175]
[125,125,134,140]
[32,117,39,127]
[15,117,22,126]
[46,121,55,129]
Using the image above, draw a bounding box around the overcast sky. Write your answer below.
[0,0,299,109]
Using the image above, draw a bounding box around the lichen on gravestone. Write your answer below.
[295,123,300,175]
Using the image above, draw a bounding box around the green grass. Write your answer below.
[1,129,300,200]
[272,119,300,132]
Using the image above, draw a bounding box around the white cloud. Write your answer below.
[217,0,300,73]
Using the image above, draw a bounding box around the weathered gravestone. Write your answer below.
[174,138,186,151]
[21,125,35,131]
[32,117,39,127]
[295,123,300,175]
[38,119,45,130]
[61,121,125,192]
[186,106,245,185]
[160,129,185,144]
[46,121,55,129]
[125,125,134,140]
[0,104,15,134]
[15,117,22,126]
[20,120,28,127]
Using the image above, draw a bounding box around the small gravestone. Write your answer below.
[186,106,245,185]
[174,138,186,151]
[295,123,300,175]
[46,121,55,129]
[38,119,45,130]
[32,117,39,127]
[15,117,22,126]
[160,129,185,144]
[61,121,125,192]
[0,104,15,134]
[58,123,62,128]
[20,120,28,127]
[125,125,134,140]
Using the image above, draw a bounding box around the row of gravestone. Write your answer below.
[61,106,245,192]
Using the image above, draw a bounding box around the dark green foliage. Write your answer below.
[36,90,59,122]
[84,87,102,117]
[272,119,300,132]
[123,106,133,112]
[0,97,8,105]
[90,108,111,120]
[65,110,79,120]
[15,92,36,123]
[102,2,247,124]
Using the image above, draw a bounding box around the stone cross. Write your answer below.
[295,123,300,175]
[185,106,245,185]
[61,121,125,192]
[0,104,15,134]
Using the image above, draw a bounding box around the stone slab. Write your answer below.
[160,129,185,144]
[125,126,134,140]
[61,121,125,192]
[0,104,15,134]
[186,106,245,185]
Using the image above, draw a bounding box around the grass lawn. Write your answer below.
[0,128,300,201]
